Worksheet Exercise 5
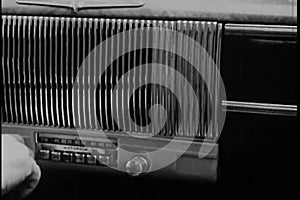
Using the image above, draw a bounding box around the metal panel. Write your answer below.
[2,15,223,140]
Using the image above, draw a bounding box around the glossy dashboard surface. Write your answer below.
[2,0,297,24]
[1,1,298,200]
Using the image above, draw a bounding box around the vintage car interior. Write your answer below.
[1,0,298,199]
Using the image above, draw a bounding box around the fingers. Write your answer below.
[19,158,41,199]
[9,134,25,144]
[8,135,34,157]
[1,134,41,199]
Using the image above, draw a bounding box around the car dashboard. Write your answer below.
[1,0,298,199]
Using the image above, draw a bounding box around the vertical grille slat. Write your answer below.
[132,19,138,134]
[121,19,127,132]
[98,18,104,129]
[182,21,189,136]
[60,18,66,128]
[200,22,208,138]
[71,18,76,128]
[38,17,44,125]
[176,21,183,136]
[2,16,8,122]
[12,16,19,123]
[138,20,144,134]
[103,19,109,130]
[115,19,122,131]
[54,18,60,127]
[65,18,71,128]
[168,21,176,136]
[110,19,116,131]
[2,15,223,140]
[17,16,24,123]
[145,20,151,134]
[127,19,133,133]
[93,18,99,130]
[188,21,195,136]
[214,23,223,137]
[49,17,55,126]
[208,23,214,138]
[157,20,163,135]
[82,18,87,129]
[7,15,13,123]
[32,17,39,125]
[76,18,82,129]
[87,18,93,129]
[151,20,158,135]
[43,17,49,126]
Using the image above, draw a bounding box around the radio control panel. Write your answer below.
[35,133,118,167]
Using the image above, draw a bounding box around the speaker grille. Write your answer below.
[1,15,222,140]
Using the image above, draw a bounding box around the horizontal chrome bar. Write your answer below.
[222,101,297,116]
[224,24,297,37]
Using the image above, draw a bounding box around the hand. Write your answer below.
[1,134,41,199]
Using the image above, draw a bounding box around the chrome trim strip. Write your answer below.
[222,101,297,116]
[224,24,297,37]
[16,0,144,12]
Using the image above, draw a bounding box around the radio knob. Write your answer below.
[125,156,149,176]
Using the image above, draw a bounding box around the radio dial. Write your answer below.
[125,156,149,176]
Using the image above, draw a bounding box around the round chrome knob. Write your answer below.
[125,156,149,176]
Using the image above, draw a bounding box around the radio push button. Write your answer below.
[62,152,73,163]
[99,155,110,165]
[38,149,50,160]
[51,151,61,161]
[74,153,85,163]
[86,154,97,164]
